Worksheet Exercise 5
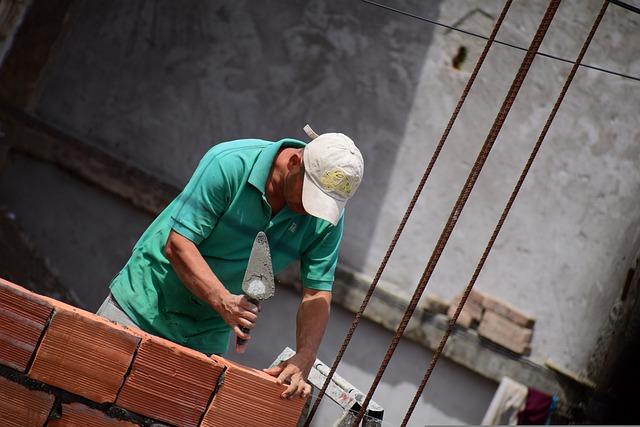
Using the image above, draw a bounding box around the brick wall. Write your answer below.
[0,278,307,426]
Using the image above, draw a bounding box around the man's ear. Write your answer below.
[287,149,303,170]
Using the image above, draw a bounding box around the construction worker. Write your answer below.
[96,128,364,399]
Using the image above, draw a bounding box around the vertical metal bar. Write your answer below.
[352,0,562,425]
[302,1,515,424]
[400,2,609,425]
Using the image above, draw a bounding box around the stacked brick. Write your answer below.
[0,278,307,426]
[478,295,535,355]
[423,290,535,355]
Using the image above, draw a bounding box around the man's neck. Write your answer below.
[265,148,291,216]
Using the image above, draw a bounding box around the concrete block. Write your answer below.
[461,289,485,306]
[48,402,136,427]
[201,358,307,427]
[422,294,449,315]
[0,278,53,372]
[289,266,586,402]
[447,290,485,327]
[478,310,533,355]
[0,375,55,426]
[331,270,423,334]
[452,310,474,328]
[116,335,225,427]
[28,303,140,403]
[482,294,535,328]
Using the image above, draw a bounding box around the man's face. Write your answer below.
[283,152,307,215]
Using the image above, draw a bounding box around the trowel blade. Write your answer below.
[241,231,275,301]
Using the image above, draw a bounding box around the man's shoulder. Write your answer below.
[208,138,306,157]
[201,137,306,176]
[198,139,270,174]
[303,211,345,239]
[207,138,272,159]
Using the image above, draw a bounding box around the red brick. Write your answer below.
[116,335,225,427]
[478,310,533,354]
[48,402,136,427]
[482,294,535,328]
[201,358,307,427]
[28,303,140,403]
[0,375,55,426]
[0,278,53,372]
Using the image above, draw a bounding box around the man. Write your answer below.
[97,127,364,399]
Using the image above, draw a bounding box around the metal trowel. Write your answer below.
[235,231,275,353]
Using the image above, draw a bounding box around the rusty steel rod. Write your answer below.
[302,1,515,425]
[352,0,562,424]
[400,2,609,425]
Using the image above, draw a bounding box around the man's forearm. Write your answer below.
[164,230,229,311]
[296,289,331,362]
[164,230,258,341]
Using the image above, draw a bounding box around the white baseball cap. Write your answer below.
[301,125,364,226]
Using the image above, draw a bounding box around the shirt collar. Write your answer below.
[248,138,306,194]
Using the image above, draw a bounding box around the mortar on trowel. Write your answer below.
[236,231,275,353]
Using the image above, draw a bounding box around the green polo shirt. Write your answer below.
[109,138,343,355]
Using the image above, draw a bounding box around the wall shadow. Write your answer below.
[32,0,443,274]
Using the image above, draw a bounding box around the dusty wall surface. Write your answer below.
[29,0,640,379]
[0,155,151,309]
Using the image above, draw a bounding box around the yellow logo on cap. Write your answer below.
[320,169,353,198]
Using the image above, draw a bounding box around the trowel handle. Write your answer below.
[235,296,259,353]
[236,326,251,353]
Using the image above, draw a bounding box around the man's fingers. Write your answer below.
[292,380,306,399]
[263,363,283,376]
[282,379,298,399]
[276,364,296,385]
[232,325,250,340]
[237,317,255,329]
[239,296,259,314]
[266,363,310,399]
[240,310,257,323]
[282,375,306,399]
[301,383,312,399]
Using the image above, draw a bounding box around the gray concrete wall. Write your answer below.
[27,0,640,385]
[0,155,152,309]
[0,153,496,425]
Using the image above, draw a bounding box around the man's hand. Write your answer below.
[216,293,259,340]
[263,288,331,399]
[165,230,260,339]
[263,352,313,399]
[163,231,262,341]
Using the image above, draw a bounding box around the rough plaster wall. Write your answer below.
[0,155,151,309]
[32,0,640,377]
[0,155,496,426]
[32,0,441,275]
[366,0,640,375]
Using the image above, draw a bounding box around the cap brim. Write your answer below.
[302,172,345,226]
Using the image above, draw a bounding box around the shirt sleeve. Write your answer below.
[300,216,344,291]
[170,153,234,244]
